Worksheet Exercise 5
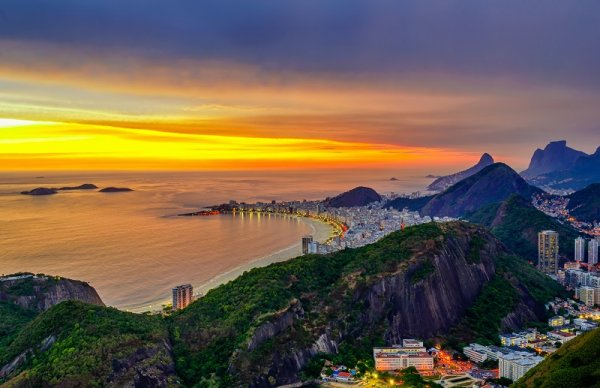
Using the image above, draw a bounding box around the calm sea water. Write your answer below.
[0,170,432,311]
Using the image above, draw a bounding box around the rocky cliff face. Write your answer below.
[360,233,498,342]
[238,224,502,387]
[0,274,104,311]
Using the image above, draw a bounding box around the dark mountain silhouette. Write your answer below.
[521,140,587,178]
[427,153,494,192]
[421,163,543,218]
[325,186,381,207]
[527,146,600,191]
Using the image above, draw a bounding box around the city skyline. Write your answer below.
[2,1,600,170]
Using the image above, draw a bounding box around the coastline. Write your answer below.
[130,214,334,313]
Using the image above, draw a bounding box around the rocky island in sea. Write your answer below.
[21,183,98,195]
[99,187,134,193]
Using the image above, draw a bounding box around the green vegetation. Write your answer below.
[446,254,565,349]
[1,301,175,386]
[467,195,580,260]
[410,260,435,283]
[0,302,37,361]
[170,222,449,385]
[0,222,568,386]
[515,327,600,388]
[466,235,486,264]
[567,183,600,223]
[447,275,519,347]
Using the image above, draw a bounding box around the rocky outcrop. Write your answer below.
[248,301,305,352]
[20,187,57,196]
[360,233,498,342]
[428,153,494,192]
[245,225,502,386]
[0,336,56,379]
[108,339,177,387]
[249,332,339,388]
[99,187,134,193]
[0,274,104,311]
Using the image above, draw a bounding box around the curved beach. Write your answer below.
[125,214,335,313]
[191,215,334,298]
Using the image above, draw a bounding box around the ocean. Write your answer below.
[0,169,433,311]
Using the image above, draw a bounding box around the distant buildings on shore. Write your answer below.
[538,230,559,274]
[172,284,193,310]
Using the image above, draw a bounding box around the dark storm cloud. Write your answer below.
[1,0,600,87]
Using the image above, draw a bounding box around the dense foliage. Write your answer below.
[446,275,519,348]
[467,195,580,260]
[0,302,37,362]
[515,327,600,388]
[445,254,565,349]
[567,183,600,223]
[1,301,174,386]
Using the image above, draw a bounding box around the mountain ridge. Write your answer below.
[421,163,543,218]
[427,153,494,192]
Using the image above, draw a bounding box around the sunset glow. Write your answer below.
[0,121,472,170]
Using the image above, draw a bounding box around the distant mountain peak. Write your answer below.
[422,162,542,218]
[521,140,587,178]
[479,153,494,164]
[427,153,495,192]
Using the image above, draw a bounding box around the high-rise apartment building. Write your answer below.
[588,238,599,265]
[499,352,544,381]
[301,235,313,255]
[538,231,559,274]
[575,237,586,262]
[172,284,194,310]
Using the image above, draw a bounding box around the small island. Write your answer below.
[99,187,134,193]
[20,187,58,196]
[58,183,98,190]
[389,177,399,181]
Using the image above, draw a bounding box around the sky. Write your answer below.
[1,0,600,172]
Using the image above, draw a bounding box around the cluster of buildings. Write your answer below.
[373,339,434,372]
[319,364,358,384]
[563,269,600,307]
[463,294,600,383]
[300,198,456,255]
[538,231,600,278]
[532,193,600,237]
[463,343,543,381]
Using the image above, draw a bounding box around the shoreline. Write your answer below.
[127,214,335,313]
